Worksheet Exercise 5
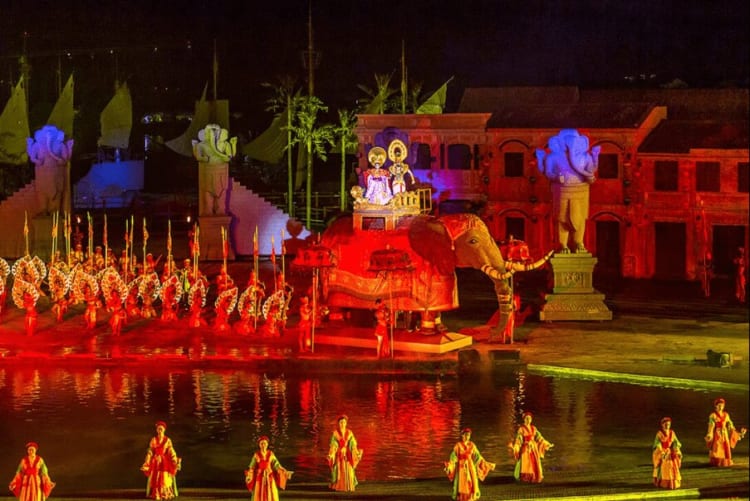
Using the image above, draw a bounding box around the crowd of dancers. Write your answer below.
[0,216,295,339]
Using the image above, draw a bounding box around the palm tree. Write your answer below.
[287,95,334,228]
[261,76,301,216]
[331,109,358,211]
[357,73,397,114]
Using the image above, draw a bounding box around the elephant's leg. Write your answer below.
[416,311,446,335]
[489,281,513,343]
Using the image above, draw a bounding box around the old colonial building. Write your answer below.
[354,87,749,282]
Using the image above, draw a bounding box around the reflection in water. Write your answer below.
[0,365,746,494]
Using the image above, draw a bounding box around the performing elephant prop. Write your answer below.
[535,128,600,253]
[27,125,74,215]
[320,213,552,337]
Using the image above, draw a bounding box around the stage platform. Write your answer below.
[313,324,474,354]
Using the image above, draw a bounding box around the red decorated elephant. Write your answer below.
[320,213,552,336]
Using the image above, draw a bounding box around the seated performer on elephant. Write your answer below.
[536,129,601,253]
[388,139,415,195]
[363,147,393,205]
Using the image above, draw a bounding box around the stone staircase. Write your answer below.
[227,178,311,257]
[0,182,38,258]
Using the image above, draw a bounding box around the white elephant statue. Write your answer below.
[535,129,601,253]
[27,125,74,215]
[192,124,237,164]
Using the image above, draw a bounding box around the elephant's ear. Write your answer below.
[408,215,456,275]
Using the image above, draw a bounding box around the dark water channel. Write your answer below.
[0,365,746,494]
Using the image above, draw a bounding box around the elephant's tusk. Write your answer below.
[505,250,554,273]
[480,264,514,281]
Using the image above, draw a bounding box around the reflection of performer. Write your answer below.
[652,417,682,489]
[327,415,363,492]
[244,436,293,501]
[444,428,495,500]
[363,147,393,205]
[509,412,554,483]
[388,139,414,194]
[705,397,746,467]
[141,421,181,500]
[9,442,55,501]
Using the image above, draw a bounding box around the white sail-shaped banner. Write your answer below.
[166,84,230,157]
[0,77,30,164]
[47,74,75,138]
[99,81,132,149]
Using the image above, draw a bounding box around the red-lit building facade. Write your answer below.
[354,87,749,282]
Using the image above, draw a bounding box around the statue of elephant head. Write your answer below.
[535,128,601,185]
[192,124,237,164]
[27,125,73,215]
[321,213,551,337]
[27,125,74,169]
[535,129,601,253]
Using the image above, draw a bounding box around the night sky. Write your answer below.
[1,0,748,130]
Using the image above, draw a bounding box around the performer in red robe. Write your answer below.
[9,442,55,501]
[140,421,181,500]
[445,428,495,500]
[245,436,293,501]
[509,412,553,483]
[327,415,363,492]
[705,397,747,466]
[652,417,682,489]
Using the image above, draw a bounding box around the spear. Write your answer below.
[129,215,135,275]
[103,213,108,268]
[51,211,59,264]
[221,226,228,289]
[193,223,200,281]
[124,217,130,278]
[252,225,259,281]
[87,211,93,266]
[142,217,149,271]
[167,219,173,275]
[253,226,259,331]
[281,228,286,280]
[271,235,277,292]
[23,211,29,257]
[64,211,71,267]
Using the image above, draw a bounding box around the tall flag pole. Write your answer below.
[193,223,200,280]
[221,226,228,289]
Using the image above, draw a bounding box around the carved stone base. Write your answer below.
[539,252,612,321]
[199,215,235,261]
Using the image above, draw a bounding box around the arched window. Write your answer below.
[447,144,471,170]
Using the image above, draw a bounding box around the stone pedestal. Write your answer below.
[199,215,235,261]
[539,252,612,321]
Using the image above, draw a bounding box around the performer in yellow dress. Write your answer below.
[327,415,363,492]
[652,417,682,489]
[141,421,181,500]
[9,442,55,501]
[245,436,293,501]
[444,428,495,501]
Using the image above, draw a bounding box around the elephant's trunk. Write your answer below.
[479,250,553,280]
